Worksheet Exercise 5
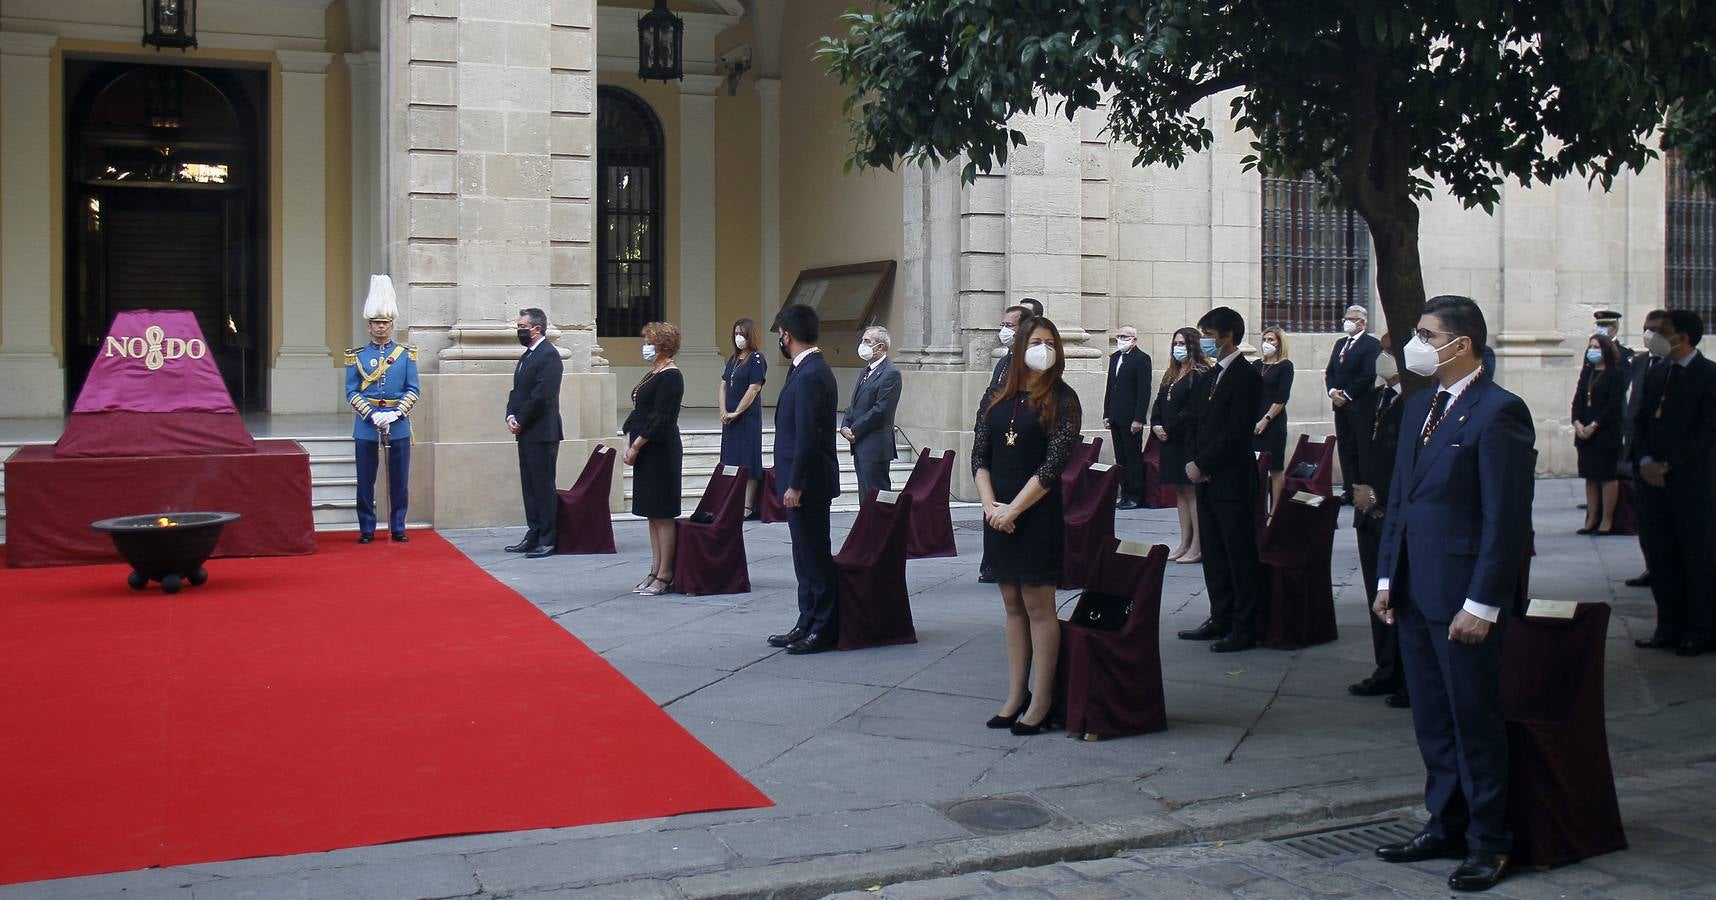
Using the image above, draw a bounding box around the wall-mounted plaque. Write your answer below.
[782,260,896,332]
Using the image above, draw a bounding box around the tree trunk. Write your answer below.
[1366,199,1426,365]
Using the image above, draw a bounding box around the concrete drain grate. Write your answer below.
[942,797,1054,833]
[1267,817,1420,860]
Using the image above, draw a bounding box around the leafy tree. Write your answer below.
[820,1,1716,351]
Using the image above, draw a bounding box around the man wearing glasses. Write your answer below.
[1326,305,1381,505]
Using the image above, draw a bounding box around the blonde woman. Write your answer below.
[623,322,685,595]
[1253,325,1295,514]
[1150,327,1208,562]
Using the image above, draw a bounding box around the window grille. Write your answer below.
[596,87,665,338]
[1261,175,1372,332]
[1666,149,1716,324]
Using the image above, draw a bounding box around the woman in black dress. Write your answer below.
[1150,327,1209,563]
[1573,333,1624,534]
[975,317,1082,736]
[719,318,768,517]
[1253,325,1294,515]
[623,322,685,595]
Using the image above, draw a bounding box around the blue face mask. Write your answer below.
[1586,348,1603,365]
[1172,345,1189,362]
[1200,338,1220,358]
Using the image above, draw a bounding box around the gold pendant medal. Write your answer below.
[1005,428,1018,447]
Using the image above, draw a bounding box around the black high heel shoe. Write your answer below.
[986,692,1031,729]
[1010,709,1056,736]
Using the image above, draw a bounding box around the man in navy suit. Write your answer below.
[505,307,564,558]
[1372,295,1535,893]
[766,304,842,654]
[1326,305,1382,504]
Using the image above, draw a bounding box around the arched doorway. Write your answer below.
[64,62,267,409]
[596,86,665,338]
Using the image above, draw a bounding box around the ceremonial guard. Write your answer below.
[346,275,419,544]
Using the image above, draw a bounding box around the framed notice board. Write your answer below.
[782,260,896,331]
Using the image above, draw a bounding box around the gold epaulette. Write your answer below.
[344,347,361,366]
[405,344,418,362]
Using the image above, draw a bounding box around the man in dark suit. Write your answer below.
[988,305,1034,390]
[1372,295,1535,893]
[1623,309,1670,588]
[842,325,902,500]
[1347,340,1409,708]
[1326,305,1382,504]
[766,304,842,655]
[1104,324,1153,509]
[1177,307,1264,653]
[505,308,565,558]
[1631,309,1716,657]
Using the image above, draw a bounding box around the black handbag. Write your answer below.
[1070,590,1132,632]
[689,511,715,524]
[1288,460,1320,480]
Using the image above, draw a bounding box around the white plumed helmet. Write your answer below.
[362,274,398,322]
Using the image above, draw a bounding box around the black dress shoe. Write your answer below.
[1385,689,1412,709]
[524,545,556,559]
[504,541,533,553]
[1210,636,1255,653]
[358,533,374,544]
[767,627,807,648]
[1376,831,1466,863]
[1177,619,1223,641]
[1347,678,1392,697]
[1676,641,1708,658]
[986,692,1032,729]
[1009,710,1057,736]
[1625,572,1652,588]
[1116,499,1141,511]
[390,533,409,543]
[785,633,834,655]
[1635,636,1676,650]
[1449,850,1509,892]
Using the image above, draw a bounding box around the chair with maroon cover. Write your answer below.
[1607,479,1638,535]
[1060,462,1125,589]
[1140,433,1179,509]
[1253,451,1273,546]
[901,448,957,559]
[1061,436,1105,492]
[1255,491,1340,649]
[673,465,751,595]
[1503,601,1626,867]
[1280,434,1337,498]
[554,444,617,555]
[758,466,787,523]
[1055,540,1171,740]
[834,490,918,650]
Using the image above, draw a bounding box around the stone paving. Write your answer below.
[3,478,1711,900]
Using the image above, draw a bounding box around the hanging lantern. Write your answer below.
[141,0,198,51]
[636,0,684,82]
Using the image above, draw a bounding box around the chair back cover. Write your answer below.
[758,467,788,523]
[1140,434,1179,508]
[1062,436,1105,491]
[555,444,617,555]
[673,464,752,595]
[691,465,749,526]
[1281,434,1337,497]
[1055,540,1171,737]
[901,448,957,559]
[1060,463,1125,589]
[835,491,917,649]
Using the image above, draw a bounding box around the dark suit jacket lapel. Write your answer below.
[1412,378,1489,481]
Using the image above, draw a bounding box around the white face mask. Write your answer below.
[998,325,1016,347]
[1116,337,1134,352]
[1644,329,1671,358]
[1374,352,1399,382]
[1343,319,1364,336]
[734,334,747,350]
[1402,335,1458,377]
[642,343,657,362]
[1024,343,1055,372]
[1260,341,1278,358]
[857,341,876,362]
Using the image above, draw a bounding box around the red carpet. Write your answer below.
[0,532,770,886]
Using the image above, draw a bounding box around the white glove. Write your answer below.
[373,411,400,428]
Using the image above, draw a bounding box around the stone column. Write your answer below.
[0,32,63,417]
[756,77,781,323]
[1004,110,1098,369]
[675,73,724,389]
[272,50,341,413]
[346,50,384,341]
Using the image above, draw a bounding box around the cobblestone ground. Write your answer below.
[834,760,1716,899]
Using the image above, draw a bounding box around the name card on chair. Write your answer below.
[720,465,737,477]
[1116,540,1152,557]
[876,490,900,504]
[1289,491,1325,507]
[1089,462,1112,472]
[1525,598,1577,619]
[596,444,610,453]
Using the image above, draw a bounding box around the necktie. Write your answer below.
[861,366,873,383]
[1339,337,1351,364]
[1655,363,1678,419]
[1372,388,1396,441]
[1421,391,1452,445]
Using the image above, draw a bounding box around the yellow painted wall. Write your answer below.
[713,21,762,354]
[324,0,354,359]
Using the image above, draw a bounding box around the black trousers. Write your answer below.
[1196,484,1259,640]
[1334,406,1364,495]
[1356,513,1403,690]
[853,456,891,503]
[788,499,838,635]
[1395,548,1510,852]
[517,440,560,549]
[1110,424,1145,503]
[1634,479,1715,644]
[355,438,409,537]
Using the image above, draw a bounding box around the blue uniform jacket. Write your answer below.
[345,341,421,440]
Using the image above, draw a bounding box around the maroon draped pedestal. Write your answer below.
[758,467,787,524]
[834,491,917,650]
[1055,541,1170,739]
[673,466,751,595]
[555,445,617,555]
[4,441,315,568]
[1060,463,1124,590]
[1255,494,1340,649]
[1140,434,1179,509]
[1281,434,1336,498]
[901,449,957,559]
[1502,602,1626,868]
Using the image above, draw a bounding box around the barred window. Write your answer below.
[597,87,665,338]
[1261,175,1372,332]
[1666,149,1716,324]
